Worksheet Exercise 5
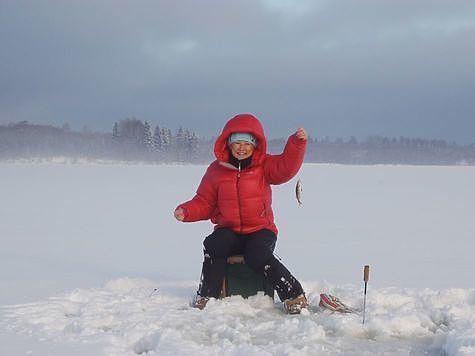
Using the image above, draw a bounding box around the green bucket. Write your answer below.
[223,261,274,299]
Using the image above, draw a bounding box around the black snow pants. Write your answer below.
[197,228,304,301]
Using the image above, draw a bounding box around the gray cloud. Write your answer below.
[1,0,474,142]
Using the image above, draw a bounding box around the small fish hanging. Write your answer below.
[295,179,303,206]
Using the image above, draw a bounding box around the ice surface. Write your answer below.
[1,163,474,355]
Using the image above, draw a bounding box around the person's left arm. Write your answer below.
[263,127,307,185]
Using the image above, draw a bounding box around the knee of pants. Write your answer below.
[243,230,277,271]
[244,249,275,272]
[203,228,237,257]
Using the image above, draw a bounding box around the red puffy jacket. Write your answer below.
[176,114,306,235]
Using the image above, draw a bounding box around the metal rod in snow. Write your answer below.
[363,265,370,324]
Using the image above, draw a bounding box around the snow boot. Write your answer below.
[319,293,354,313]
[283,294,308,314]
[191,295,209,310]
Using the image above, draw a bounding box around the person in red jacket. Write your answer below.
[174,113,308,314]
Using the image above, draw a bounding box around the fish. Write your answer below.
[295,179,303,205]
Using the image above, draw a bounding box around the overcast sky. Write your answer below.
[1,0,474,142]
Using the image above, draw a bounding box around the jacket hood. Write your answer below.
[214,114,267,164]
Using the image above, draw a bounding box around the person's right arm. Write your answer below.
[174,164,217,222]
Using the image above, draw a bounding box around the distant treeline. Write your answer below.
[1,120,474,165]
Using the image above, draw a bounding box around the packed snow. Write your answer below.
[1,163,474,355]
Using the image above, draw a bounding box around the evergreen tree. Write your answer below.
[118,117,145,143]
[153,125,161,152]
[160,128,172,152]
[166,129,172,145]
[175,127,186,161]
[112,122,119,139]
[187,131,199,161]
[143,121,153,151]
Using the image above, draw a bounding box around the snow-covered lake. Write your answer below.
[1,163,474,355]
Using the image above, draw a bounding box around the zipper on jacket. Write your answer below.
[236,161,243,233]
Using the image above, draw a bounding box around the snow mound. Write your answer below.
[1,278,474,355]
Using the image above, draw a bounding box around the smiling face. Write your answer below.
[229,141,255,160]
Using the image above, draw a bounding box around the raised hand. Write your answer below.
[295,127,307,141]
